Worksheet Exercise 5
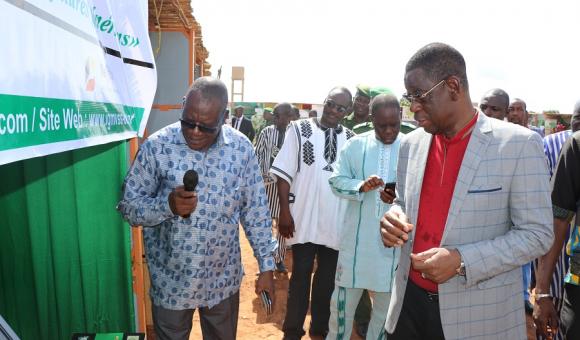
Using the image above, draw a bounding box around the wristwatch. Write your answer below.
[456,261,466,277]
[455,249,466,277]
[535,293,552,302]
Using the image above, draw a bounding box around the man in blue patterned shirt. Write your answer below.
[117,77,277,340]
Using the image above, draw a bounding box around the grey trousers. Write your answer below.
[152,291,240,340]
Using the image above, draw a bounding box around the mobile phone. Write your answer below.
[384,182,396,191]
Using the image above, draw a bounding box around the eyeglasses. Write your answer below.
[324,99,349,114]
[180,118,220,134]
[402,79,447,103]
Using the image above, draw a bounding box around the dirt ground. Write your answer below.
[185,226,536,340]
[188,226,363,340]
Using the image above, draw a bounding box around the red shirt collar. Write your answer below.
[437,111,478,145]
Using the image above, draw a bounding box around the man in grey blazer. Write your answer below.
[379,42,553,339]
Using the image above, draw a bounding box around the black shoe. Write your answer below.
[355,322,369,338]
[308,329,328,338]
[282,335,301,340]
[275,261,288,273]
[525,300,534,315]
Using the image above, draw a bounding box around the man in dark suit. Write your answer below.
[232,105,255,141]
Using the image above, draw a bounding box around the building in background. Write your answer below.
[146,0,211,135]
[529,110,572,135]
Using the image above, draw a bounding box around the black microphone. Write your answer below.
[182,170,198,218]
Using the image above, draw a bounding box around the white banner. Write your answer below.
[0,0,157,165]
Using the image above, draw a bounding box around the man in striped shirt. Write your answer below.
[255,103,293,272]
[534,100,580,340]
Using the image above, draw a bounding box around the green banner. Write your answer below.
[0,94,144,152]
[0,141,135,339]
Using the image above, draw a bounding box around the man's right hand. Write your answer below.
[278,209,295,238]
[360,175,384,193]
[380,207,413,247]
[533,298,559,338]
[168,186,198,217]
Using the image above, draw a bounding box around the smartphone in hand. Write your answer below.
[384,182,396,192]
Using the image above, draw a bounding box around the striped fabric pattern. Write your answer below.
[274,232,286,263]
[256,125,288,263]
[255,125,285,218]
[264,179,280,218]
[530,129,573,340]
[336,287,347,340]
[544,130,572,176]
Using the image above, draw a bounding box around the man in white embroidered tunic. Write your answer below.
[327,94,402,339]
[271,87,355,339]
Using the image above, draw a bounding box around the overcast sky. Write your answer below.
[191,0,579,113]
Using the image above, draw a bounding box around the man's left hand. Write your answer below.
[255,270,275,307]
[533,298,559,338]
[411,248,461,284]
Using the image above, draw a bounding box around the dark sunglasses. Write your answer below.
[324,99,349,114]
[180,119,220,134]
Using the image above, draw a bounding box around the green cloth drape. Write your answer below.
[0,141,134,339]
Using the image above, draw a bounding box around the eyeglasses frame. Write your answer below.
[403,79,447,104]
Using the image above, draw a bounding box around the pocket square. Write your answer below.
[467,187,502,194]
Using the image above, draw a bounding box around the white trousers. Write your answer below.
[326,286,391,340]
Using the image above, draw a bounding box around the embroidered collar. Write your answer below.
[313,117,343,134]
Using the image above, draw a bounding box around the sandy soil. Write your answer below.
[188,226,363,340]
[178,225,536,340]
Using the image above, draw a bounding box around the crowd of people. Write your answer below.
[117,42,580,340]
